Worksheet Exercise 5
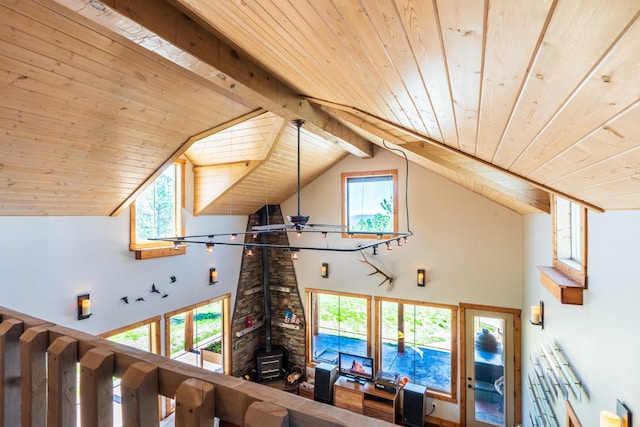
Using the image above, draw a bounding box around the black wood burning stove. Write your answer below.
[256,345,286,381]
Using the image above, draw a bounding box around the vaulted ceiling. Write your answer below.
[2,0,640,217]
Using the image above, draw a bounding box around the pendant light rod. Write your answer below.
[287,119,309,228]
[293,119,305,218]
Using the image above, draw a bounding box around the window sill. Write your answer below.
[537,266,584,305]
[133,245,186,259]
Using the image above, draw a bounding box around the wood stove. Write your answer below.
[256,346,285,381]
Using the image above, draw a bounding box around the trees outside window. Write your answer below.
[306,289,371,364]
[130,160,185,251]
[342,170,397,237]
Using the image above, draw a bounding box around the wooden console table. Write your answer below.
[333,377,400,423]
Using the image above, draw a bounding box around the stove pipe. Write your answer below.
[259,206,273,353]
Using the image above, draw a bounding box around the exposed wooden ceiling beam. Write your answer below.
[49,0,373,158]
[311,97,604,213]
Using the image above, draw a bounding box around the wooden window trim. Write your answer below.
[551,196,588,286]
[99,315,162,355]
[130,160,186,259]
[304,288,372,366]
[375,296,458,403]
[538,196,588,305]
[341,170,398,239]
[163,293,231,361]
[566,400,582,427]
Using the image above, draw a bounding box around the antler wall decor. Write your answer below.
[356,252,394,288]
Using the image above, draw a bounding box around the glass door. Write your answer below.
[465,309,515,427]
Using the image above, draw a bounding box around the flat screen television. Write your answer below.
[338,352,374,384]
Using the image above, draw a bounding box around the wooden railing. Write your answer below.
[0,307,395,427]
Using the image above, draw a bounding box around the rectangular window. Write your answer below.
[100,316,161,354]
[130,160,185,251]
[553,196,587,286]
[163,294,231,415]
[342,170,397,237]
[375,297,457,401]
[306,289,371,365]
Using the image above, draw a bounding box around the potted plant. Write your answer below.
[201,339,223,365]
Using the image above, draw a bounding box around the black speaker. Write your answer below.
[402,383,427,427]
[313,362,338,403]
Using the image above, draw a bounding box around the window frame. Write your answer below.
[305,288,372,366]
[99,316,162,354]
[552,195,587,287]
[163,293,231,373]
[374,296,458,402]
[130,159,186,253]
[341,170,398,238]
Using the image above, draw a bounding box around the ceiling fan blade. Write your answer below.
[252,224,291,231]
[307,223,347,230]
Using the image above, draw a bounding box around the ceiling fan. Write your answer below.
[252,119,344,233]
[150,118,412,252]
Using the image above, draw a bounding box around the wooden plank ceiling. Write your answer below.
[2,0,640,217]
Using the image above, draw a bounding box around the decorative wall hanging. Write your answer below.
[355,251,393,287]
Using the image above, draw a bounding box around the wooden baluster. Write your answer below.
[121,362,159,427]
[47,336,78,427]
[0,318,24,427]
[20,327,49,427]
[244,401,289,427]
[79,347,115,427]
[174,378,215,427]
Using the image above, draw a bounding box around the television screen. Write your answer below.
[338,352,374,382]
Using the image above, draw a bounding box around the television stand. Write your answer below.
[333,376,399,423]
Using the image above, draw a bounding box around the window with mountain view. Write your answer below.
[342,170,397,237]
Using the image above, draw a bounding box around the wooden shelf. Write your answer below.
[234,320,264,337]
[537,266,584,305]
[270,286,290,292]
[273,321,301,330]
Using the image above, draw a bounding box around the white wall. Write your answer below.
[282,148,523,422]
[0,160,246,335]
[0,148,525,423]
[522,211,640,425]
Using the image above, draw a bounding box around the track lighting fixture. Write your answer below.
[150,119,414,255]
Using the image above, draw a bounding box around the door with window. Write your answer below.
[463,306,518,427]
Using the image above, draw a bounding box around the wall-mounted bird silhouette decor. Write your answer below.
[162,293,169,298]
[120,296,129,304]
[135,297,145,302]
[151,284,160,294]
[170,275,177,283]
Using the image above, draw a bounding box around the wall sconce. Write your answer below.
[417,269,426,287]
[290,249,299,261]
[321,263,329,278]
[617,399,632,427]
[209,267,218,285]
[601,411,621,427]
[77,294,92,320]
[530,300,544,328]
